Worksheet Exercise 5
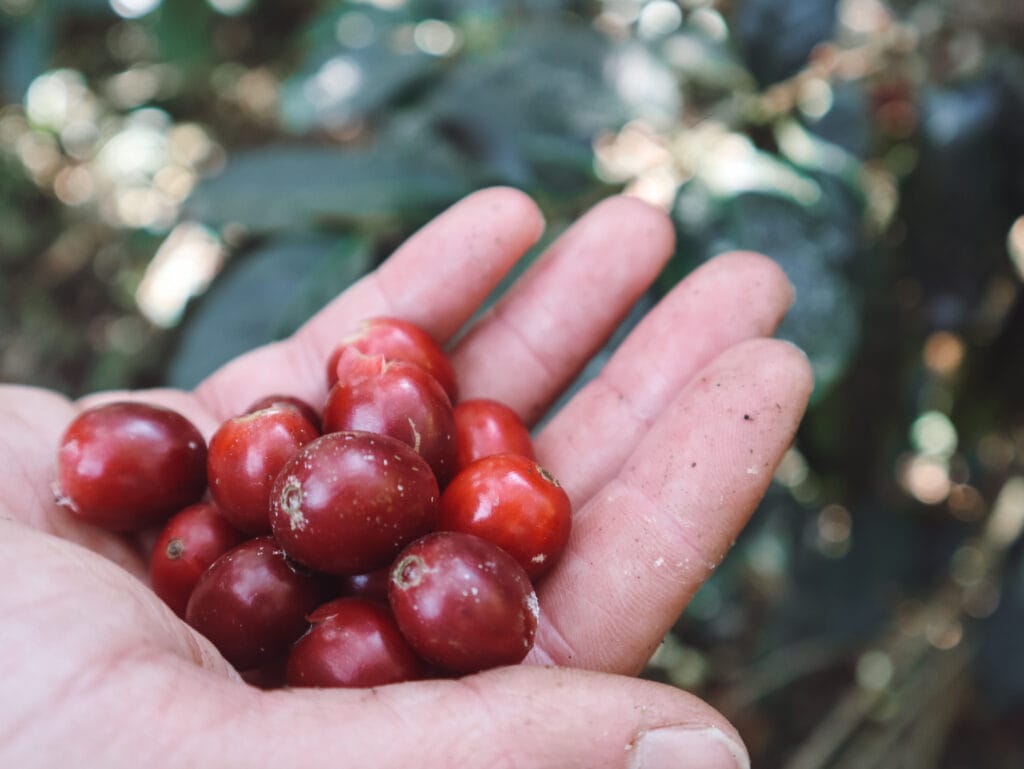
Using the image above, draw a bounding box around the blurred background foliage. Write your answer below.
[2,0,1024,765]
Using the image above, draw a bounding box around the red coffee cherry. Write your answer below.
[150,502,243,618]
[439,454,571,581]
[452,399,534,473]
[388,532,538,674]
[286,598,426,688]
[269,432,439,576]
[185,537,323,671]
[55,402,207,530]
[207,406,319,535]
[323,349,456,483]
[326,317,458,401]
[245,394,321,432]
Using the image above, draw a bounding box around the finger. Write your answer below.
[532,339,813,673]
[163,667,748,769]
[193,187,545,421]
[0,386,148,576]
[451,196,675,422]
[537,251,794,507]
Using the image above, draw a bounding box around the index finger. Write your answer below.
[192,187,544,421]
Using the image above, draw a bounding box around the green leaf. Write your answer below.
[167,233,373,388]
[1,12,52,99]
[733,0,839,87]
[280,3,439,132]
[979,548,1024,711]
[184,144,472,233]
[150,0,215,70]
[422,21,625,190]
[666,178,864,399]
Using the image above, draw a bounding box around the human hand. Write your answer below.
[0,189,811,769]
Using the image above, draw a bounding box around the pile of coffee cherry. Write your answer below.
[54,318,571,687]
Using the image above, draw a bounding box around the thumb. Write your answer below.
[184,664,750,769]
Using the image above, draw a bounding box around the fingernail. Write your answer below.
[629,726,750,769]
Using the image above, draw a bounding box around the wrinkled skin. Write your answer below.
[0,189,811,769]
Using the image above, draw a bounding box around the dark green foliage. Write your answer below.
[168,234,372,388]
[184,144,473,232]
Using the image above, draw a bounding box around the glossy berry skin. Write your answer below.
[150,502,243,618]
[185,537,323,671]
[286,598,426,688]
[55,402,207,531]
[207,406,319,535]
[269,432,439,576]
[336,569,391,605]
[439,454,571,581]
[323,349,456,483]
[326,317,458,402]
[246,394,321,432]
[388,532,538,674]
[452,399,534,473]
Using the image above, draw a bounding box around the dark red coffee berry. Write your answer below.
[388,532,538,674]
[452,399,534,473]
[323,349,456,483]
[269,432,439,576]
[150,502,243,618]
[439,454,571,581]
[55,401,207,530]
[185,537,323,671]
[207,406,319,535]
[286,598,426,688]
[326,317,458,401]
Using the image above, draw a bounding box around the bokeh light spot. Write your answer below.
[110,0,162,20]
[910,411,957,457]
[336,12,376,48]
[922,331,965,376]
[413,20,459,57]
[856,650,893,691]
[638,0,682,39]
[208,0,251,15]
[899,453,951,504]
[1008,216,1024,280]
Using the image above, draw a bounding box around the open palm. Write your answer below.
[1,189,811,769]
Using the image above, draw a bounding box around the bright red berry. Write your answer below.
[438,454,571,581]
[207,406,319,535]
[286,598,426,688]
[326,317,458,402]
[269,432,439,576]
[150,502,243,618]
[185,537,324,671]
[323,349,456,483]
[55,402,207,530]
[388,532,538,674]
[452,399,534,473]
